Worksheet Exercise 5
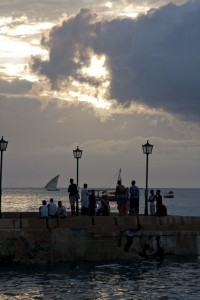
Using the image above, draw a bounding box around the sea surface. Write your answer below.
[2,187,200,216]
[0,188,200,299]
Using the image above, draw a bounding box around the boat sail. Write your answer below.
[88,169,121,202]
[44,175,60,191]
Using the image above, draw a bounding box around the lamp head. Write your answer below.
[142,140,153,155]
[0,136,8,152]
[73,146,83,159]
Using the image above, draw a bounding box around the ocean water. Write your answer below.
[0,188,200,299]
[0,257,199,299]
[2,187,200,216]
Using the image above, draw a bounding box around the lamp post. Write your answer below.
[73,146,83,215]
[142,140,153,216]
[0,136,8,218]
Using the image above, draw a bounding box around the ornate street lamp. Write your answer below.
[73,146,83,215]
[142,140,153,216]
[0,136,8,218]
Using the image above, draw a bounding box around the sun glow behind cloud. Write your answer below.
[35,53,112,109]
[82,55,107,78]
[0,16,51,81]
[0,16,53,36]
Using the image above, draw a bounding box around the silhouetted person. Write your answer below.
[89,189,96,216]
[81,183,90,215]
[57,201,67,218]
[155,190,167,216]
[39,200,48,219]
[129,180,140,215]
[148,189,156,215]
[47,198,57,218]
[115,180,126,216]
[68,178,78,216]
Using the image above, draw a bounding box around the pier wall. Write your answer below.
[0,214,199,264]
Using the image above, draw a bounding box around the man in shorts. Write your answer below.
[129,180,140,215]
[68,178,78,215]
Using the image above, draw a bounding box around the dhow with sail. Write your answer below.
[44,175,60,191]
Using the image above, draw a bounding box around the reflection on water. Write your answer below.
[0,257,199,299]
[2,188,200,216]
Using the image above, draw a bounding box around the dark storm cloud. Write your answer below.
[31,2,200,122]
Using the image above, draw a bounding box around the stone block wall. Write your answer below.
[0,214,199,264]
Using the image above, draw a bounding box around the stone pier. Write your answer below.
[0,213,199,264]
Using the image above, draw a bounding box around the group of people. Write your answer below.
[115,180,140,216]
[39,198,67,219]
[68,179,102,216]
[69,180,109,216]
[148,189,167,216]
[40,178,167,218]
[115,180,167,216]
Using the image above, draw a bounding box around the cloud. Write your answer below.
[0,78,32,95]
[31,1,200,123]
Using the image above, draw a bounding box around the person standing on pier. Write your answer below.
[115,180,126,216]
[129,180,140,215]
[81,183,90,215]
[148,190,156,215]
[68,178,78,216]
[89,189,96,216]
[155,189,162,212]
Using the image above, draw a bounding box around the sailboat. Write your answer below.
[44,175,60,191]
[88,169,122,202]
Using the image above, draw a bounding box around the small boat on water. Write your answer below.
[44,175,60,191]
[88,188,116,201]
[163,191,174,198]
[87,168,121,201]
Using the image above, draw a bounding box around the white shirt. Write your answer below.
[48,202,57,216]
[57,205,67,217]
[81,188,89,208]
[39,205,48,218]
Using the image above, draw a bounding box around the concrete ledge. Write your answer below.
[21,212,39,218]
[115,216,138,228]
[139,216,160,225]
[190,217,200,224]
[21,219,47,228]
[1,212,21,219]
[47,218,58,229]
[0,219,20,229]
[58,216,93,228]
[93,216,116,231]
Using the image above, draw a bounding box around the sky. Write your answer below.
[0,0,200,189]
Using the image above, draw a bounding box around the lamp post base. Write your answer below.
[144,191,148,216]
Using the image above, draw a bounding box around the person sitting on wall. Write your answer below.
[96,196,110,216]
[156,201,167,216]
[39,200,48,219]
[155,190,167,216]
[56,201,67,219]
[47,198,57,218]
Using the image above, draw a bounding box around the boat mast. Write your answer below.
[117,168,121,181]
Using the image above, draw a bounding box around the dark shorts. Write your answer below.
[116,195,125,202]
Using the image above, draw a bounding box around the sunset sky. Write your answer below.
[0,0,200,188]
